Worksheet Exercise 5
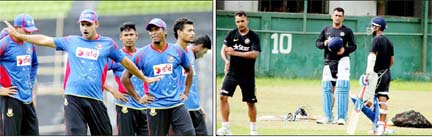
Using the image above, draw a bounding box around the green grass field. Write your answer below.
[0,1,72,20]
[97,1,212,16]
[216,77,432,135]
[0,1,211,21]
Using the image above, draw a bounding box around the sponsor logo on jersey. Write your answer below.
[76,47,99,60]
[16,55,31,66]
[153,63,173,76]
[233,44,250,51]
[233,38,239,42]
[340,32,345,37]
[245,38,250,44]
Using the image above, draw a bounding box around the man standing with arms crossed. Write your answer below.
[104,22,149,135]
[0,13,39,135]
[121,18,195,136]
[316,7,357,125]
[217,10,261,136]
[4,9,160,135]
[173,18,212,135]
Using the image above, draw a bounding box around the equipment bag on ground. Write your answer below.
[391,110,432,128]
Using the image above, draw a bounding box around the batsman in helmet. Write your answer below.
[351,16,395,135]
[315,7,357,125]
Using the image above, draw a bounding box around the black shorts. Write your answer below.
[115,105,148,136]
[189,110,208,136]
[221,74,257,103]
[147,105,195,136]
[0,96,39,135]
[376,70,391,100]
[64,95,112,135]
[328,60,339,86]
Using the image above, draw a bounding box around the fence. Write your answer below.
[216,10,432,81]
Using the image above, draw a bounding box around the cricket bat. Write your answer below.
[346,76,368,135]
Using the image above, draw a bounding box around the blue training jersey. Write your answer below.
[0,35,38,103]
[107,47,147,109]
[183,46,201,110]
[53,35,125,101]
[132,43,190,109]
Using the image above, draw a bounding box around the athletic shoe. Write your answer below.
[385,128,395,135]
[250,130,258,136]
[376,122,385,135]
[337,118,346,125]
[316,118,332,124]
[216,127,232,136]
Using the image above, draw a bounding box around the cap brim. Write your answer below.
[77,19,96,24]
[23,27,39,32]
[145,23,161,31]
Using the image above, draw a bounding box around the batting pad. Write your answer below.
[364,72,378,101]
[322,65,334,81]
[322,80,333,120]
[336,80,350,120]
[337,57,350,80]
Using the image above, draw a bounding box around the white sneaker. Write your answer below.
[216,127,232,136]
[316,118,332,124]
[250,130,258,136]
[385,128,395,135]
[337,118,346,125]
[331,119,338,124]
[376,122,385,135]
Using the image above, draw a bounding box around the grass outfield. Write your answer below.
[216,77,432,135]
[0,1,211,21]
[0,1,72,20]
[96,1,212,16]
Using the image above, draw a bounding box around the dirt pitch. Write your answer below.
[216,77,432,135]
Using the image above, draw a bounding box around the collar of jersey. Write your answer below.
[151,43,168,53]
[122,47,136,56]
[80,34,100,41]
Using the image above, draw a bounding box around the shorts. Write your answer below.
[376,70,391,100]
[221,74,257,103]
[115,105,148,136]
[189,110,208,135]
[329,60,338,86]
[146,104,195,136]
[0,96,39,135]
[64,95,112,135]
